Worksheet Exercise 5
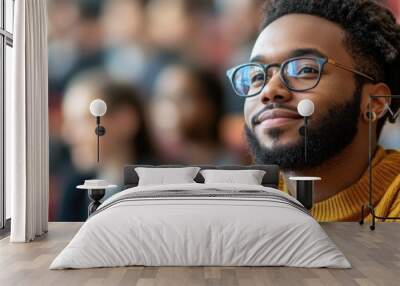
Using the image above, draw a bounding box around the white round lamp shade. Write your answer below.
[297,99,315,117]
[90,99,107,117]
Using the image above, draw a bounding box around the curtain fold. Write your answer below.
[8,0,49,242]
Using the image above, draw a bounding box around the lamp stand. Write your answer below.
[94,116,106,162]
[304,116,309,164]
[359,95,400,230]
[88,188,106,216]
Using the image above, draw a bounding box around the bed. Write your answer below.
[50,165,350,269]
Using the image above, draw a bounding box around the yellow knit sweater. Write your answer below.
[279,146,400,222]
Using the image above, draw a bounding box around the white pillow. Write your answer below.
[200,169,266,185]
[135,167,201,186]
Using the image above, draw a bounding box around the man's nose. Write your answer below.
[259,72,293,104]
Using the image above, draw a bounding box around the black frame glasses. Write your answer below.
[226,56,376,97]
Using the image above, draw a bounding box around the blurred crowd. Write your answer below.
[48,0,400,221]
[48,0,263,221]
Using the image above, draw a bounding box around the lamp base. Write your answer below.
[296,180,314,210]
[359,203,400,231]
[88,189,105,216]
[289,177,321,210]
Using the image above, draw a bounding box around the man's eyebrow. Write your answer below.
[289,48,327,58]
[249,48,327,63]
[250,55,266,63]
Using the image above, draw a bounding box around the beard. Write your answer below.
[245,89,362,171]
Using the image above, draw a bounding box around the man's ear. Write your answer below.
[360,82,391,122]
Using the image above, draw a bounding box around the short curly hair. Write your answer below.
[261,0,400,136]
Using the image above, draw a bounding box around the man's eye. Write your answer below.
[297,67,319,75]
[250,73,264,84]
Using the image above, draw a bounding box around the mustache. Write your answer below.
[251,103,298,126]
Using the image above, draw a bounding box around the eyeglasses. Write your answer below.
[226,56,375,97]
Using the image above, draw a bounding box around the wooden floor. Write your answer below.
[0,222,399,286]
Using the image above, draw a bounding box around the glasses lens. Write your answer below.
[232,64,265,97]
[283,58,321,91]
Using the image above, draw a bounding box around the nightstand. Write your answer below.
[77,180,117,216]
[289,176,321,210]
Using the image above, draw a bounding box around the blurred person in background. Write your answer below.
[48,0,107,221]
[215,0,265,165]
[217,0,264,113]
[58,70,155,221]
[48,0,105,94]
[101,0,150,85]
[146,0,214,57]
[218,0,263,68]
[142,0,218,94]
[150,61,241,165]
[48,0,80,94]
[48,0,81,220]
[385,0,400,19]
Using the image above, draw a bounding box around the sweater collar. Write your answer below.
[280,146,400,221]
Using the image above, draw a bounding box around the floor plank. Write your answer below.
[0,222,399,286]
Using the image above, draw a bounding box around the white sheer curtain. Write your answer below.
[7,0,49,242]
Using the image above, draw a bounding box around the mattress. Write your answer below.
[50,183,351,269]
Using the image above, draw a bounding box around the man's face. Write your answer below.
[244,14,362,170]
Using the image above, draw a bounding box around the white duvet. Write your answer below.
[50,183,351,269]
